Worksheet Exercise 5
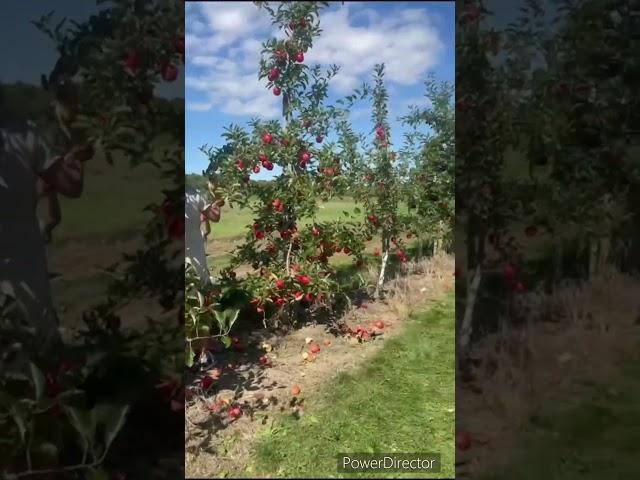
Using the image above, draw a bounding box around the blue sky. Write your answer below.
[185,1,455,175]
[0,0,182,98]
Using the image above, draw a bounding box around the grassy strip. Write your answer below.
[244,293,455,478]
[480,360,640,480]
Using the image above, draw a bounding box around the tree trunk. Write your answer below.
[588,237,598,278]
[628,183,640,272]
[374,250,389,299]
[459,264,482,350]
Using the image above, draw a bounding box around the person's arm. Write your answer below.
[202,203,221,223]
[202,216,211,240]
[28,129,93,199]
[44,190,62,237]
[39,147,86,199]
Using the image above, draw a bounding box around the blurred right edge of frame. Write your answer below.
[456,0,640,479]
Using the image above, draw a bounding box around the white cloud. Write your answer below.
[187,102,214,112]
[185,1,446,118]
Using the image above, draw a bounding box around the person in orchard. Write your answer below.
[36,175,62,280]
[0,86,93,352]
[36,176,62,245]
[185,184,222,286]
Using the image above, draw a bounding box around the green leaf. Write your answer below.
[29,363,46,401]
[10,402,28,444]
[214,309,239,331]
[95,404,129,453]
[63,406,96,454]
[221,335,232,349]
[85,468,109,480]
[186,343,194,368]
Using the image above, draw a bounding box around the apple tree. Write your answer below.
[199,1,371,332]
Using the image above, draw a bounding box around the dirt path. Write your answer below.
[48,236,175,331]
[185,253,454,478]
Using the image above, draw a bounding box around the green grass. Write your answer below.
[54,142,171,242]
[480,361,640,480]
[246,293,455,479]
[213,197,411,240]
[213,197,366,240]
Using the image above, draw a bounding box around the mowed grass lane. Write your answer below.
[245,293,456,479]
[480,361,640,480]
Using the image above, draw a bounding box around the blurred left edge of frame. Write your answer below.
[0,1,186,479]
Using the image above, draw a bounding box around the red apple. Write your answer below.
[456,431,472,451]
[262,133,273,145]
[305,292,314,303]
[309,342,320,354]
[267,67,280,82]
[503,264,517,282]
[375,320,384,329]
[173,36,185,54]
[161,62,178,82]
[300,151,311,162]
[275,279,286,289]
[201,376,215,390]
[253,165,261,174]
[124,50,140,74]
[294,51,304,62]
[228,405,242,420]
[293,291,304,301]
[291,384,301,396]
[259,355,269,365]
[296,275,311,286]
[273,86,281,96]
[316,135,323,143]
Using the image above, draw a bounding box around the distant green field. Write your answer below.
[212,197,367,239]
[52,138,173,242]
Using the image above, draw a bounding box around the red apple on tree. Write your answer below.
[161,62,178,82]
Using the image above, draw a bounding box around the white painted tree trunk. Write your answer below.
[374,250,390,299]
[459,264,482,350]
[588,238,599,278]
